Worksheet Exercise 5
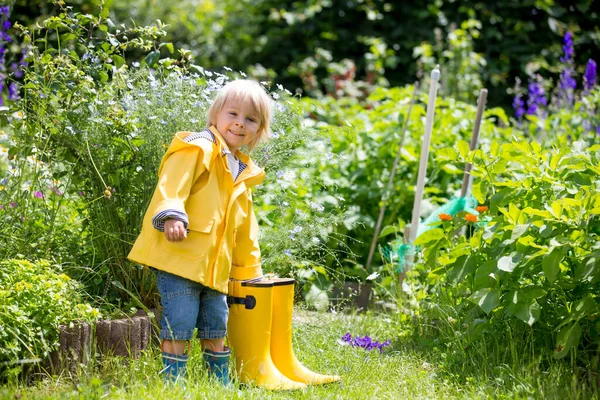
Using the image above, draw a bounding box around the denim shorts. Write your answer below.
[155,270,228,340]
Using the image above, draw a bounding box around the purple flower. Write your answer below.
[583,59,597,92]
[558,67,576,108]
[284,249,292,256]
[513,94,525,119]
[51,186,63,196]
[0,6,9,17]
[526,82,547,116]
[341,333,391,353]
[2,20,10,31]
[8,82,19,101]
[9,202,16,208]
[34,191,43,199]
[560,32,574,63]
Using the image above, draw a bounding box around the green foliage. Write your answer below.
[408,139,600,365]
[414,19,486,103]
[299,84,517,277]
[0,259,100,374]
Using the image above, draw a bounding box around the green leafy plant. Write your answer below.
[0,259,100,376]
[412,138,600,364]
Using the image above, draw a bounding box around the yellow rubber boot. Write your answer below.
[227,279,306,390]
[270,278,341,385]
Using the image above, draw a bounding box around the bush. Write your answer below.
[0,259,100,376]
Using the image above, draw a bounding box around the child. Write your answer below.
[128,79,272,385]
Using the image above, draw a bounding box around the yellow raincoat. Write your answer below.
[128,126,265,294]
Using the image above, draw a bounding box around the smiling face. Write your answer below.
[215,101,261,154]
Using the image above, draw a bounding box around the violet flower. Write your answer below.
[7,82,18,101]
[341,332,391,354]
[583,59,597,92]
[560,32,574,63]
[513,93,525,119]
[558,32,576,108]
[526,82,547,116]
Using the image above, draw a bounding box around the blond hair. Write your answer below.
[206,79,272,151]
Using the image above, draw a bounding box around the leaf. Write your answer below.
[98,70,108,83]
[575,255,599,283]
[468,288,501,314]
[497,255,516,272]
[414,228,445,246]
[508,203,523,224]
[474,260,499,289]
[378,225,397,238]
[112,55,125,68]
[550,200,563,219]
[554,322,582,359]
[511,224,529,240]
[145,51,160,67]
[471,180,488,205]
[449,254,478,283]
[522,207,553,219]
[520,287,547,299]
[160,42,175,54]
[542,247,563,282]
[514,298,540,326]
[457,140,470,158]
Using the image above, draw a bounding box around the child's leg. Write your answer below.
[156,270,201,381]
[197,287,230,385]
[200,338,225,352]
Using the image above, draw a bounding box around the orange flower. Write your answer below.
[438,213,452,221]
[475,205,488,213]
[464,213,478,223]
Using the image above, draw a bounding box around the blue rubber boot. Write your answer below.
[203,347,231,386]
[161,351,189,383]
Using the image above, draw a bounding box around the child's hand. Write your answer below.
[164,219,187,242]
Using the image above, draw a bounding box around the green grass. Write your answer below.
[1,309,598,399]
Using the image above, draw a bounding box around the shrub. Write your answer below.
[0,259,100,376]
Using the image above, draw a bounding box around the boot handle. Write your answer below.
[227,295,256,310]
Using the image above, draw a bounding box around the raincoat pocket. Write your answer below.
[161,217,215,259]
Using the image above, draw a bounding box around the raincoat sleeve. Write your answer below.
[230,190,263,280]
[152,145,208,219]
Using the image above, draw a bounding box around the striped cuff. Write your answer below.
[152,209,189,232]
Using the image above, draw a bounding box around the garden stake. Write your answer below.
[458,88,488,237]
[405,88,489,240]
[365,82,419,274]
[403,65,441,280]
[460,88,488,199]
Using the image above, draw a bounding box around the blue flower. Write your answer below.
[7,82,19,101]
[583,59,597,92]
[284,249,292,256]
[512,93,525,119]
[560,32,574,63]
[341,333,391,353]
[526,82,546,116]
